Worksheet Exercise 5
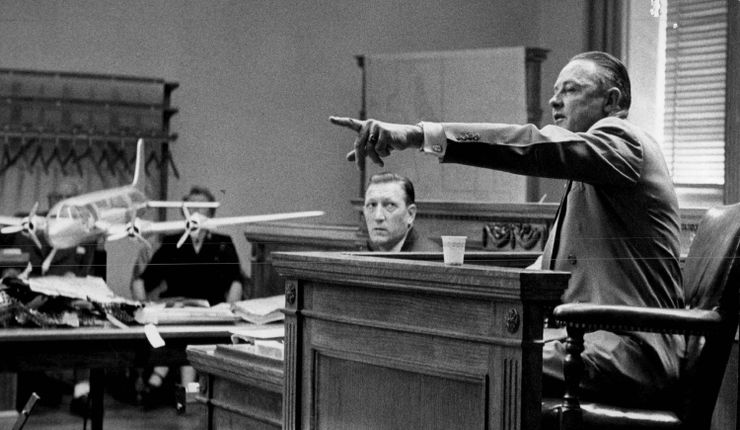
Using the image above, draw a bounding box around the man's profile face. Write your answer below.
[363,182,415,251]
[549,59,608,133]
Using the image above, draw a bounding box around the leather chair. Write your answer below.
[541,202,740,430]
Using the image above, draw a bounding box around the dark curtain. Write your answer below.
[586,0,625,58]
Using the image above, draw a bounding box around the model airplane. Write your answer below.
[0,138,324,253]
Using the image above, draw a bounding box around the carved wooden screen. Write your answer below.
[0,69,177,217]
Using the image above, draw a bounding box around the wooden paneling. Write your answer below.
[352,200,707,255]
[316,355,485,430]
[274,251,569,430]
[243,203,706,305]
[188,345,283,430]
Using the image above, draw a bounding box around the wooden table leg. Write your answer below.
[0,373,18,427]
[90,369,105,430]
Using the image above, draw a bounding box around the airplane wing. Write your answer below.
[201,211,325,229]
[137,210,325,236]
[147,201,220,209]
[138,219,186,235]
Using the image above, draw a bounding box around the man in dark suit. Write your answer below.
[131,185,245,409]
[363,172,440,252]
[331,51,683,405]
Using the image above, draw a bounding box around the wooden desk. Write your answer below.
[188,344,283,430]
[273,251,569,430]
[0,324,237,430]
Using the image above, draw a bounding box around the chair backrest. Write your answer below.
[679,203,740,427]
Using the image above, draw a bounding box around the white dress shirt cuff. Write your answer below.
[418,121,447,158]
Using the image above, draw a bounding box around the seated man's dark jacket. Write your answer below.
[367,227,441,252]
[140,232,243,306]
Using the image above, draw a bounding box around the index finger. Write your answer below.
[329,116,364,132]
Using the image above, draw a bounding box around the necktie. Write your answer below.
[548,180,573,270]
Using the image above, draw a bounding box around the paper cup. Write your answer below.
[441,236,466,265]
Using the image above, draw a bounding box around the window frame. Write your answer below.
[724,0,740,203]
[625,0,739,207]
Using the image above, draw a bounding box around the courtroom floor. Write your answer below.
[24,394,205,430]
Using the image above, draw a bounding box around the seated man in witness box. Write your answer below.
[363,172,440,252]
[131,185,246,409]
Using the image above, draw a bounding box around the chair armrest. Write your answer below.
[553,303,722,335]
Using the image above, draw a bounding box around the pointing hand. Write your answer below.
[329,116,423,169]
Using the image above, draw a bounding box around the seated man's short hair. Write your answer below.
[367,173,415,206]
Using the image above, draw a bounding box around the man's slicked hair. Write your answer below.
[367,172,415,206]
[571,51,631,114]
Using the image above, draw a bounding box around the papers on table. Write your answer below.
[228,322,285,359]
[231,294,285,324]
[229,323,285,343]
[28,276,139,306]
[131,294,287,326]
[224,324,285,360]
[216,340,285,361]
[134,303,240,325]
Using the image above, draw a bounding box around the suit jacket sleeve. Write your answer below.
[429,117,645,186]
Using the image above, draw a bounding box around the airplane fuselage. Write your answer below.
[0,137,325,253]
[45,185,148,249]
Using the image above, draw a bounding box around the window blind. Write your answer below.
[663,0,727,186]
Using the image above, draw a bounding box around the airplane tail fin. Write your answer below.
[131,138,146,191]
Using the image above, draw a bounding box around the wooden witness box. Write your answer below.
[272,251,570,430]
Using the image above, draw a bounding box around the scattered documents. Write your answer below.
[4,275,142,328]
[231,294,285,324]
[28,276,138,306]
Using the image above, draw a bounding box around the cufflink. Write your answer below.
[431,144,442,153]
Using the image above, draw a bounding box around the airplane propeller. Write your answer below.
[107,209,151,250]
[0,202,44,250]
[176,206,203,248]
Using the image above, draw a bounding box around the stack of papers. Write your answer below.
[216,340,284,361]
[231,294,285,324]
[134,303,240,325]
[229,323,285,343]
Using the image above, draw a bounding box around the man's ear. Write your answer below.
[407,203,417,226]
[603,87,622,115]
